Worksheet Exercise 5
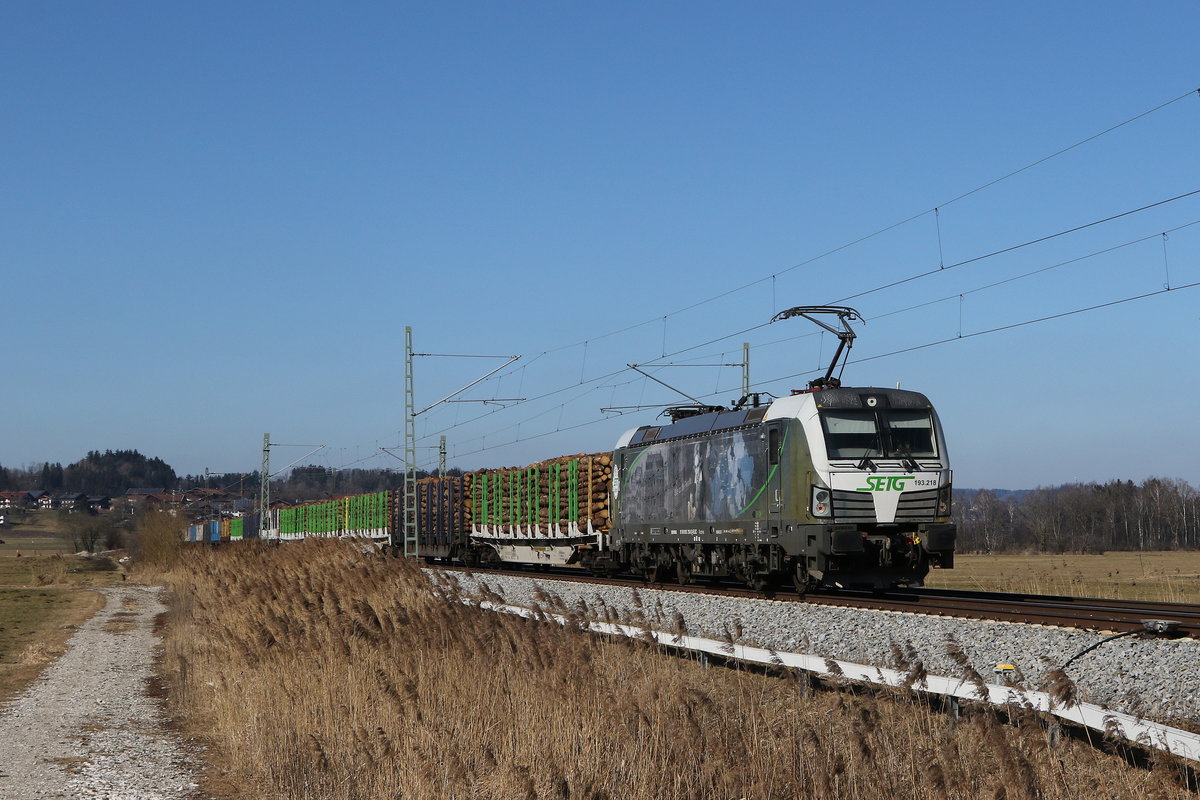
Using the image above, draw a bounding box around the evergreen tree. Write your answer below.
[61,450,177,496]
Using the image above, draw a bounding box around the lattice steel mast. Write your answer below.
[259,433,270,537]
[399,329,520,556]
[402,326,418,558]
[742,341,750,397]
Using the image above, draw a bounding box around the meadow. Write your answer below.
[0,511,75,556]
[0,513,122,702]
[149,540,1196,800]
[927,551,1200,603]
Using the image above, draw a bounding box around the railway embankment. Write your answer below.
[448,569,1200,731]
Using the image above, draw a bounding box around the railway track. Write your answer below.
[432,563,1200,639]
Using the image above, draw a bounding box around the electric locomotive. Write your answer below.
[607,383,956,591]
[472,306,955,591]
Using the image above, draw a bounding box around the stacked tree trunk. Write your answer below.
[414,476,466,538]
[463,452,613,533]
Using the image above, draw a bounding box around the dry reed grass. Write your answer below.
[131,509,185,576]
[157,541,1196,799]
[925,552,1200,603]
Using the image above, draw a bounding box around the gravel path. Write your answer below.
[0,585,204,800]
[445,570,1200,730]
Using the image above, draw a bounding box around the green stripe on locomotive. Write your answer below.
[613,417,815,528]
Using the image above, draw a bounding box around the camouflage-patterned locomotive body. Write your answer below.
[609,387,956,590]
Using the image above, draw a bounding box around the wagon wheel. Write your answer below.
[480,547,502,569]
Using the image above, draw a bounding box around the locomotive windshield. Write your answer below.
[820,409,937,459]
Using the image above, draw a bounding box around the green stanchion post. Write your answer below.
[569,459,579,522]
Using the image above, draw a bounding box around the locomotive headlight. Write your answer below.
[937,485,951,516]
[812,487,832,517]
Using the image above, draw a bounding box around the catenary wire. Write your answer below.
[405,93,1200,442]
[479,88,1200,362]
[421,197,1200,450]
[449,279,1200,460]
[342,92,1200,463]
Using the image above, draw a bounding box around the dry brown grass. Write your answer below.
[130,509,185,576]
[0,548,122,703]
[0,511,74,556]
[156,541,1197,799]
[0,509,178,703]
[926,551,1200,602]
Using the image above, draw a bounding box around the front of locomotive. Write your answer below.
[770,386,957,589]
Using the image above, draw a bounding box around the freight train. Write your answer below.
[188,307,956,591]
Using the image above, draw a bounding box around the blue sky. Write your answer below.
[3,1,1198,490]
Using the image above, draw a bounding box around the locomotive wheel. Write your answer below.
[676,562,693,586]
[792,568,814,595]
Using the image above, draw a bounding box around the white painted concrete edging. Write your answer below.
[473,599,1200,763]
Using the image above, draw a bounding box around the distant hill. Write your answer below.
[61,450,178,496]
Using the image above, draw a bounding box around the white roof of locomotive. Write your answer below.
[762,392,815,422]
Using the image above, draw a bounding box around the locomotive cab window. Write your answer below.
[885,411,937,458]
[819,409,937,459]
[821,411,881,459]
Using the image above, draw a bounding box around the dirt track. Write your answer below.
[0,585,204,799]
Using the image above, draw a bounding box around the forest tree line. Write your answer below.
[198,465,456,503]
[952,478,1200,553]
[0,450,177,497]
[0,454,447,501]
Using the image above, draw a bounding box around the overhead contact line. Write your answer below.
[832,187,1200,305]
[447,276,1200,459]
[433,219,1200,459]
[507,88,1200,362]
[370,90,1200,464]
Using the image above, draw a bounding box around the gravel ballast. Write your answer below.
[0,585,203,800]
[443,570,1200,729]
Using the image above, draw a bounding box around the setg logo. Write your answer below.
[857,476,912,492]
